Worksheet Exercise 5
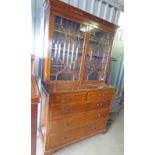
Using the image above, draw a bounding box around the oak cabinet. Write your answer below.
[40,1,117,155]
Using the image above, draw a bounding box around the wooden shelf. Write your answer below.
[54,29,84,39]
[54,29,110,46]
[51,64,80,69]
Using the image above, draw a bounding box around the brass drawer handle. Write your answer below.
[97,103,100,108]
[96,114,102,119]
[97,103,103,108]
[91,125,99,130]
[99,93,104,97]
[62,136,69,140]
[64,121,72,127]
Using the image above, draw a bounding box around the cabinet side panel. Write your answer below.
[43,7,54,81]
[40,86,49,150]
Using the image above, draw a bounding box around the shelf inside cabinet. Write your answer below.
[53,29,84,39]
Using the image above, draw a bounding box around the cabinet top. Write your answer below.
[42,81,114,94]
[44,0,118,31]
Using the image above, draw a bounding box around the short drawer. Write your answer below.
[49,100,111,120]
[87,89,114,102]
[48,109,109,134]
[46,120,106,150]
[50,92,87,104]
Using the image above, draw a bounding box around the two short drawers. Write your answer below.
[50,89,114,104]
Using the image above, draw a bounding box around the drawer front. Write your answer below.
[87,89,114,102]
[50,92,87,104]
[48,109,109,134]
[49,100,111,119]
[46,120,106,150]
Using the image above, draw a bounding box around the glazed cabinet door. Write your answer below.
[50,15,87,81]
[84,26,113,81]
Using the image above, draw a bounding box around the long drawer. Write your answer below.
[49,92,87,104]
[48,108,109,134]
[46,120,106,150]
[87,89,114,102]
[49,100,111,120]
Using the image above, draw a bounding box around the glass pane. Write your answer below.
[50,16,86,81]
[84,26,112,80]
